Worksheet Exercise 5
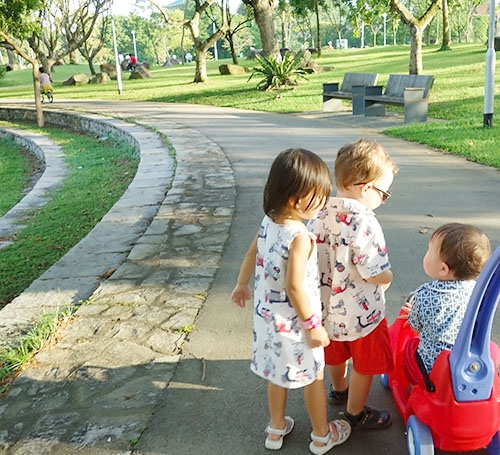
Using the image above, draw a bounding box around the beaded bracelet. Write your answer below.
[301,314,321,330]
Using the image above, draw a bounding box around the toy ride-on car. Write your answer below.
[383,245,500,454]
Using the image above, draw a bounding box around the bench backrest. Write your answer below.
[341,72,379,92]
[383,74,434,98]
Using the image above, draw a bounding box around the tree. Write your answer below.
[289,0,327,56]
[79,10,111,74]
[242,0,280,58]
[147,0,229,83]
[0,0,45,127]
[225,7,254,63]
[324,0,350,43]
[389,0,441,74]
[28,0,112,74]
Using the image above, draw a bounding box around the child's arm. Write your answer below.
[231,235,257,308]
[286,233,330,348]
[365,269,393,290]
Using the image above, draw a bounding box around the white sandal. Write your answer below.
[265,416,295,450]
[309,419,351,455]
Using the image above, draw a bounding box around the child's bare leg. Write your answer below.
[346,370,372,415]
[267,382,288,441]
[342,369,392,429]
[304,375,332,445]
[328,361,348,392]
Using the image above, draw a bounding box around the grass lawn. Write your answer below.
[0,121,138,306]
[1,43,499,166]
[0,137,39,217]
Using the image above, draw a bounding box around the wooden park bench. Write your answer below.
[322,72,379,114]
[362,74,435,123]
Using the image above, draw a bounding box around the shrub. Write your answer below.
[248,51,308,91]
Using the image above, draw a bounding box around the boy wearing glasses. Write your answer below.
[308,138,398,430]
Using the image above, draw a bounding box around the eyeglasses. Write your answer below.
[372,185,392,202]
[355,183,392,202]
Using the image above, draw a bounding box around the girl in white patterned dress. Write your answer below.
[231,148,351,454]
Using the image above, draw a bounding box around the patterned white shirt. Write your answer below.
[308,197,391,341]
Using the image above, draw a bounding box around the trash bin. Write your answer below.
[404,87,427,123]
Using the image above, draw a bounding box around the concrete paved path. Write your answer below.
[0,100,499,455]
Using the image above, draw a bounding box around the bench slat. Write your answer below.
[383,74,434,99]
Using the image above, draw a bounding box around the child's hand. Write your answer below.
[401,300,413,314]
[399,293,415,317]
[306,325,330,348]
[231,284,251,308]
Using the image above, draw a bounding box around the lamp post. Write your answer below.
[131,29,138,61]
[361,19,365,48]
[483,0,496,127]
[111,16,122,94]
[212,17,218,60]
[382,12,387,46]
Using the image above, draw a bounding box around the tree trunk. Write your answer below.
[7,49,18,70]
[194,49,208,82]
[244,0,280,58]
[315,0,322,57]
[280,9,287,49]
[226,34,238,64]
[409,24,423,74]
[0,31,44,127]
[390,0,441,74]
[441,0,451,50]
[70,49,78,64]
[88,59,96,75]
[32,66,44,128]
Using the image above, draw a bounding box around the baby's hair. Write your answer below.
[334,138,398,190]
[263,148,332,219]
[432,223,491,280]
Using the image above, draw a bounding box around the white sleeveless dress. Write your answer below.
[251,215,324,389]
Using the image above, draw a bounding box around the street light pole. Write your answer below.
[483,0,496,127]
[382,12,387,46]
[111,16,122,95]
[212,18,218,60]
[131,29,138,61]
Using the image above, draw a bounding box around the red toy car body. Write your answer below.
[384,245,500,454]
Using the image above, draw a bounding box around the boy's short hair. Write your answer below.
[264,148,332,219]
[334,138,398,189]
[432,223,491,280]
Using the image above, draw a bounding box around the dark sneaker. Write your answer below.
[340,406,392,430]
[328,387,348,405]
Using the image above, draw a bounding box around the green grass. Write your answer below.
[0,138,37,217]
[0,307,73,395]
[0,121,139,306]
[1,43,497,166]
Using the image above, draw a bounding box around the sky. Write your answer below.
[115,0,241,16]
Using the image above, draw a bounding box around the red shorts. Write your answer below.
[324,318,394,375]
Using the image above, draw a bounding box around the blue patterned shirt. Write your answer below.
[408,280,476,372]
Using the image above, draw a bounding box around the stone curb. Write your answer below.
[0,109,175,349]
[0,127,67,248]
[0,106,236,453]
